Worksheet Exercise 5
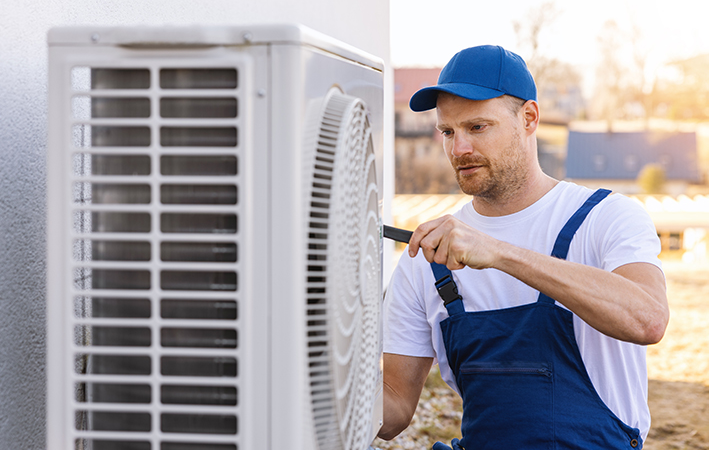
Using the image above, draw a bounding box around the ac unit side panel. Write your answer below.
[269,43,384,450]
[46,41,263,450]
[301,48,385,209]
[298,47,385,449]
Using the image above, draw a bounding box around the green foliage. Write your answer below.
[637,163,666,194]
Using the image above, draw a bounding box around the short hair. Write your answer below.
[502,95,527,117]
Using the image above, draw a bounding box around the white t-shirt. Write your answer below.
[383,181,661,440]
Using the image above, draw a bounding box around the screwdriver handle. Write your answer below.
[383,225,413,244]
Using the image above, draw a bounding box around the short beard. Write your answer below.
[453,128,528,203]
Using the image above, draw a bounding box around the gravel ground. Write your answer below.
[372,261,709,450]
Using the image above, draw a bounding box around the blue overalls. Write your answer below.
[431,189,643,450]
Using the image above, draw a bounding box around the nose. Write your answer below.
[450,133,474,157]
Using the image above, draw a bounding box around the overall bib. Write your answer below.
[431,189,643,449]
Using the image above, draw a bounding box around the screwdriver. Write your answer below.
[383,225,413,244]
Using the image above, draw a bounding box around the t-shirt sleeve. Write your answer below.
[382,252,436,359]
[592,195,662,273]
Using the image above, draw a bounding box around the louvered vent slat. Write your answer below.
[67,63,242,449]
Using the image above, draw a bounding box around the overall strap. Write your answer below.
[550,188,611,260]
[538,188,611,304]
[430,262,465,315]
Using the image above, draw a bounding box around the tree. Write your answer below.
[513,2,584,123]
[512,0,561,88]
[652,54,709,120]
[592,20,629,129]
[637,163,666,194]
[628,24,652,125]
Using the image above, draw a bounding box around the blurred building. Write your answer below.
[394,68,439,139]
[565,130,701,195]
[537,82,586,125]
[394,68,458,194]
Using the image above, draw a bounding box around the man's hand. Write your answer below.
[408,215,500,270]
[432,438,464,450]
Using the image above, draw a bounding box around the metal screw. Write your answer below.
[257,88,266,98]
[91,33,100,43]
[242,32,253,43]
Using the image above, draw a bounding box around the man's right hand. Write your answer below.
[408,214,501,271]
[432,438,464,450]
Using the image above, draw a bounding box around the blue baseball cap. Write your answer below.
[409,45,537,112]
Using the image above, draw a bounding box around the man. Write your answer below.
[378,45,668,449]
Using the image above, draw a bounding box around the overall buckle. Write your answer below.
[435,274,462,305]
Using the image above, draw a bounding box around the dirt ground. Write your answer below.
[373,260,709,450]
[644,262,709,450]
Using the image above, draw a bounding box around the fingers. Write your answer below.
[431,439,463,450]
[408,216,498,270]
[408,216,468,270]
[408,215,449,258]
[432,441,454,450]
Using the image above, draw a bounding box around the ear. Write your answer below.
[521,100,540,134]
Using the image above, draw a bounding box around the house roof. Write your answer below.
[565,130,700,181]
[391,193,709,234]
[394,68,441,104]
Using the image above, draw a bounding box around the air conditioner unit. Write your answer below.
[47,24,384,450]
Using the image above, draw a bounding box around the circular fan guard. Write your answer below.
[305,90,381,450]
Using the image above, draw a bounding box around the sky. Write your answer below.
[390,0,709,94]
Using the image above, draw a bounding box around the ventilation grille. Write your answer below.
[306,91,381,450]
[68,64,243,450]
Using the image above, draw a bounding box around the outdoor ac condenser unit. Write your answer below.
[47,25,384,450]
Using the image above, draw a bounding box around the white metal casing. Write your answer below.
[47,24,384,450]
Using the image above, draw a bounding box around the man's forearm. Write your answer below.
[378,354,433,440]
[494,242,669,345]
[378,383,414,440]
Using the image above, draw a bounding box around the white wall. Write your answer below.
[0,2,391,447]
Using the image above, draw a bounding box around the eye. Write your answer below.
[439,129,452,137]
[471,124,486,131]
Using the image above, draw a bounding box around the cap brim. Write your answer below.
[409,83,505,112]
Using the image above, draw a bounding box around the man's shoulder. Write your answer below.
[556,182,642,215]
[555,181,598,202]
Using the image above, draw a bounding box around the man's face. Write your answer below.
[435,94,529,200]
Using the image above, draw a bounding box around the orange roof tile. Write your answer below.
[394,68,442,104]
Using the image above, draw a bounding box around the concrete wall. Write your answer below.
[0,2,390,447]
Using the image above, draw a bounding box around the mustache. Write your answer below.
[451,155,489,168]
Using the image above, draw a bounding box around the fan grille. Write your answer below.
[305,91,381,450]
